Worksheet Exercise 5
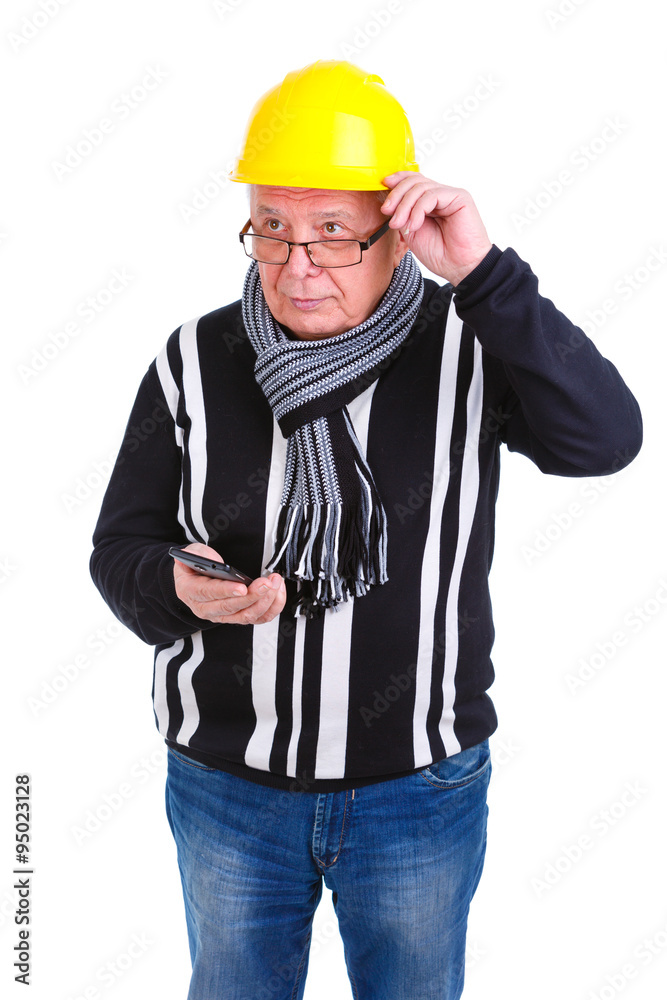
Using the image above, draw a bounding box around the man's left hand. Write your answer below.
[381,171,493,286]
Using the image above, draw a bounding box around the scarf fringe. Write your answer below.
[266,497,388,618]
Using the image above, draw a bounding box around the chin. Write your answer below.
[277,304,344,341]
[289,323,342,342]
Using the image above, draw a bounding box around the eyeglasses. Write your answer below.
[238,218,391,268]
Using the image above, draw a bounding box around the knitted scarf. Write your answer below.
[242,251,424,617]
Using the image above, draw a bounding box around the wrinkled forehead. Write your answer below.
[248,185,386,217]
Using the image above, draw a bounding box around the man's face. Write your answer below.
[248,186,407,341]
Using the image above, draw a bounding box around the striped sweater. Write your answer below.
[89,246,642,792]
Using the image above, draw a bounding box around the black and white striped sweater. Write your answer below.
[90,246,642,792]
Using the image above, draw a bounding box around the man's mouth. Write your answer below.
[289,297,327,310]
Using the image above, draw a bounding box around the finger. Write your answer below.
[172,547,236,594]
[382,174,461,216]
[215,582,285,625]
[381,172,436,211]
[398,190,442,235]
[381,169,428,194]
[197,575,283,623]
[182,575,249,605]
[251,576,287,624]
[223,574,286,625]
[386,183,437,230]
[387,183,452,233]
[389,189,438,237]
[236,574,285,621]
[381,175,424,222]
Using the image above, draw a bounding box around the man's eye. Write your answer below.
[323,222,343,236]
[267,219,282,232]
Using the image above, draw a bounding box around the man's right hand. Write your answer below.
[173,542,286,625]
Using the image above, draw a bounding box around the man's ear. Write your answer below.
[392,229,410,268]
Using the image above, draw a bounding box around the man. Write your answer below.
[90,61,642,1000]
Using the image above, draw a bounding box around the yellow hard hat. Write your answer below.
[229,60,419,190]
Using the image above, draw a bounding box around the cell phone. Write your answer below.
[169,547,253,585]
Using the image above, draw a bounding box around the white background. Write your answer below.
[2,0,665,998]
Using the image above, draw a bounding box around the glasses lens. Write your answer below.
[309,241,361,267]
[244,235,289,264]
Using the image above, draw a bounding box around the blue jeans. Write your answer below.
[165,739,491,1000]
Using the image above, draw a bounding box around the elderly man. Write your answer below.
[90,61,642,1000]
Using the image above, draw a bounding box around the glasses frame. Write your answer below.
[238,218,391,268]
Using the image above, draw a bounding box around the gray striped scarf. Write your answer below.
[242,251,424,617]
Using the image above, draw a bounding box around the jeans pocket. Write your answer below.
[167,746,218,773]
[417,738,491,789]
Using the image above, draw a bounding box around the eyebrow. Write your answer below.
[254,205,355,221]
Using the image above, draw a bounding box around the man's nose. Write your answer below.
[283,243,321,277]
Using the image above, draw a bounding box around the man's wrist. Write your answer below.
[452,245,503,297]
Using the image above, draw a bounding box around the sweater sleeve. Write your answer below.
[89,361,219,645]
[453,246,643,476]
